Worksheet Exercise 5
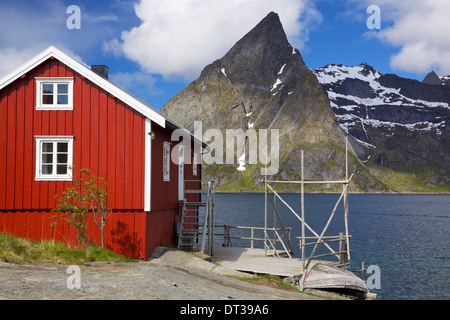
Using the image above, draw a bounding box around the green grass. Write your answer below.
[230,273,300,292]
[367,163,450,193]
[0,232,134,265]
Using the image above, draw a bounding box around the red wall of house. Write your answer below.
[0,58,146,211]
[0,210,148,259]
[147,122,202,256]
[0,57,151,258]
[0,56,202,260]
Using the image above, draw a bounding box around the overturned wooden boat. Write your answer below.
[300,263,370,299]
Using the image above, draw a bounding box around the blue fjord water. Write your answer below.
[211,193,450,300]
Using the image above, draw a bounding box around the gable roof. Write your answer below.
[0,46,166,128]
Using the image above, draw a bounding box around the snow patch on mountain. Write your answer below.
[221,67,227,78]
[312,63,449,161]
[314,63,382,85]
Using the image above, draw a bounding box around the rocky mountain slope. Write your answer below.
[161,12,386,192]
[162,12,449,193]
[312,64,449,191]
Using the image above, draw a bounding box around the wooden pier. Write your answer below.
[182,138,356,280]
[211,246,338,278]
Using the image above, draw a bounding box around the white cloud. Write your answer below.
[108,0,322,80]
[0,0,124,77]
[109,71,161,96]
[0,47,40,78]
[102,39,123,58]
[0,45,86,78]
[358,0,450,75]
[83,13,119,23]
[390,42,450,75]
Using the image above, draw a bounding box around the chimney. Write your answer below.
[91,65,109,79]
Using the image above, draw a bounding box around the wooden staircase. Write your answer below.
[177,181,215,255]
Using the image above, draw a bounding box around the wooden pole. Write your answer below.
[258,179,352,184]
[267,192,294,254]
[301,150,305,270]
[273,193,277,246]
[344,137,350,261]
[346,136,348,181]
[264,175,267,256]
[338,232,345,265]
[211,182,215,256]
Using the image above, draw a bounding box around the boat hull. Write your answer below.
[300,263,368,298]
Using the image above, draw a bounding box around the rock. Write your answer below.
[313,63,450,191]
[149,247,255,278]
[422,70,445,86]
[162,12,383,192]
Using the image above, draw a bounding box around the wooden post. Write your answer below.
[264,176,267,256]
[200,181,210,254]
[344,137,350,261]
[273,193,277,247]
[223,225,228,247]
[345,136,348,181]
[301,150,305,270]
[210,182,215,256]
[361,261,366,281]
[339,232,345,265]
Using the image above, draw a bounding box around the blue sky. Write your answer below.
[1,0,449,110]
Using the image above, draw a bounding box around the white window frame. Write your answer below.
[163,142,171,182]
[193,153,198,176]
[35,136,74,181]
[35,77,74,110]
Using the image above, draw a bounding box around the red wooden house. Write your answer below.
[0,46,202,260]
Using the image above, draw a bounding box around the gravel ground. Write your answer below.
[0,247,321,300]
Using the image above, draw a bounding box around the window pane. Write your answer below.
[42,165,53,175]
[42,153,53,164]
[57,165,68,175]
[43,84,54,94]
[57,143,68,152]
[57,154,68,164]
[57,94,68,105]
[57,84,68,94]
[42,143,53,152]
[42,94,53,105]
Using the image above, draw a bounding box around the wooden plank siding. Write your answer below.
[0,58,145,211]
[0,58,149,258]
[0,210,148,259]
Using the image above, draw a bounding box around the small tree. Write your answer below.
[87,172,112,248]
[54,168,111,248]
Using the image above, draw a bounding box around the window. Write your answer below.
[163,142,171,181]
[35,136,74,181]
[193,153,198,176]
[35,78,74,110]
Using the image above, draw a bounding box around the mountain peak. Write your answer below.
[422,70,443,85]
[227,11,288,52]
[260,11,281,25]
[219,11,297,79]
[211,11,308,103]
[162,12,351,189]
[244,11,284,37]
[358,62,379,77]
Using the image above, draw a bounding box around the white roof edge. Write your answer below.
[0,46,166,128]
